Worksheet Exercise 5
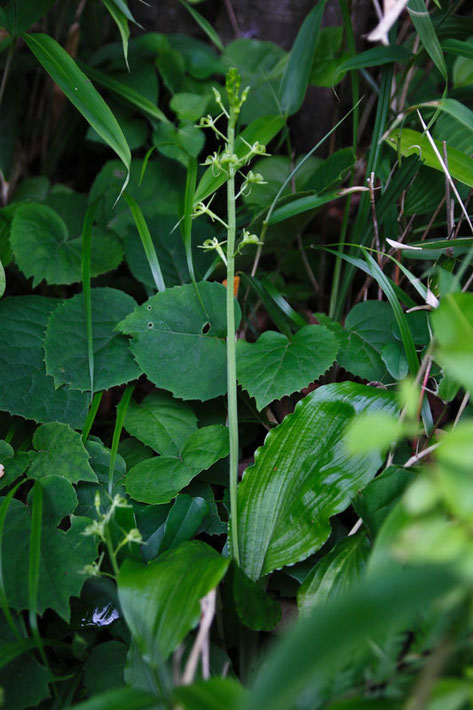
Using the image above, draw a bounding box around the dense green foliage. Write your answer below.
[0,0,473,708]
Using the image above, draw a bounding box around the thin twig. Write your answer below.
[453,392,470,427]
[404,441,439,468]
[181,589,217,685]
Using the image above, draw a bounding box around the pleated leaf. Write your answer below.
[237,382,398,581]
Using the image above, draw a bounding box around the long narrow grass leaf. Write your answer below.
[29,481,48,666]
[279,0,327,116]
[108,384,134,495]
[0,481,24,639]
[407,0,447,80]
[441,38,473,61]
[23,34,131,198]
[182,156,197,282]
[82,391,104,444]
[176,0,224,52]
[124,193,166,292]
[103,0,130,70]
[239,274,295,338]
[337,45,411,73]
[81,202,99,402]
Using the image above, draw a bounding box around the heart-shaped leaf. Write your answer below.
[237,325,339,410]
[118,282,241,401]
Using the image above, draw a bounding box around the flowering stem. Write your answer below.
[226,101,240,565]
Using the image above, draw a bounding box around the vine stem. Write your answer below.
[226,104,240,565]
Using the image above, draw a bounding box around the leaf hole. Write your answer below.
[201,322,211,334]
[146,304,152,311]
[148,322,153,329]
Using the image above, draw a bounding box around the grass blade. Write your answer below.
[176,0,224,52]
[124,192,166,292]
[29,481,48,666]
[279,0,327,116]
[24,33,131,198]
[0,481,24,640]
[407,0,447,81]
[81,202,99,403]
[182,155,198,282]
[103,0,130,70]
[82,391,104,444]
[108,384,134,495]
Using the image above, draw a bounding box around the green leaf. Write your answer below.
[176,0,224,52]
[124,391,197,457]
[44,288,140,393]
[268,190,340,224]
[28,423,97,484]
[233,565,281,631]
[81,62,168,123]
[117,540,229,662]
[385,127,473,187]
[431,292,473,396]
[0,296,88,426]
[123,192,166,292]
[10,203,122,286]
[407,0,447,80]
[118,282,241,401]
[174,678,246,710]
[103,0,130,70]
[236,325,339,410]
[0,652,52,710]
[126,425,229,504]
[84,641,127,695]
[279,0,327,116]
[170,92,210,122]
[336,45,411,73]
[23,34,131,196]
[72,687,161,710]
[1,476,98,619]
[241,565,457,710]
[159,494,209,554]
[0,0,55,34]
[297,533,370,616]
[237,382,398,581]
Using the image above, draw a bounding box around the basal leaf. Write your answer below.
[118,282,241,401]
[117,540,229,662]
[28,423,97,484]
[125,425,229,504]
[233,565,281,631]
[44,288,140,393]
[237,382,398,581]
[236,325,339,410]
[124,391,198,456]
[297,533,370,616]
[0,296,88,426]
[1,478,98,620]
[10,203,122,286]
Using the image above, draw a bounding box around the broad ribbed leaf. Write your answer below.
[124,391,197,456]
[126,425,229,504]
[237,325,339,410]
[10,203,122,286]
[0,296,88,426]
[297,533,370,616]
[23,34,131,194]
[117,540,229,662]
[44,288,140,392]
[237,382,397,581]
[118,282,241,401]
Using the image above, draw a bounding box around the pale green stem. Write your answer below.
[226,106,240,564]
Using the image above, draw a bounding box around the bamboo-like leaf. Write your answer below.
[23,34,131,196]
[337,45,411,73]
[279,0,327,116]
[176,0,224,52]
[81,63,169,124]
[269,191,340,224]
[182,155,198,282]
[124,193,166,292]
[103,0,130,70]
[385,127,473,188]
[441,38,473,61]
[237,382,398,581]
[407,0,447,80]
